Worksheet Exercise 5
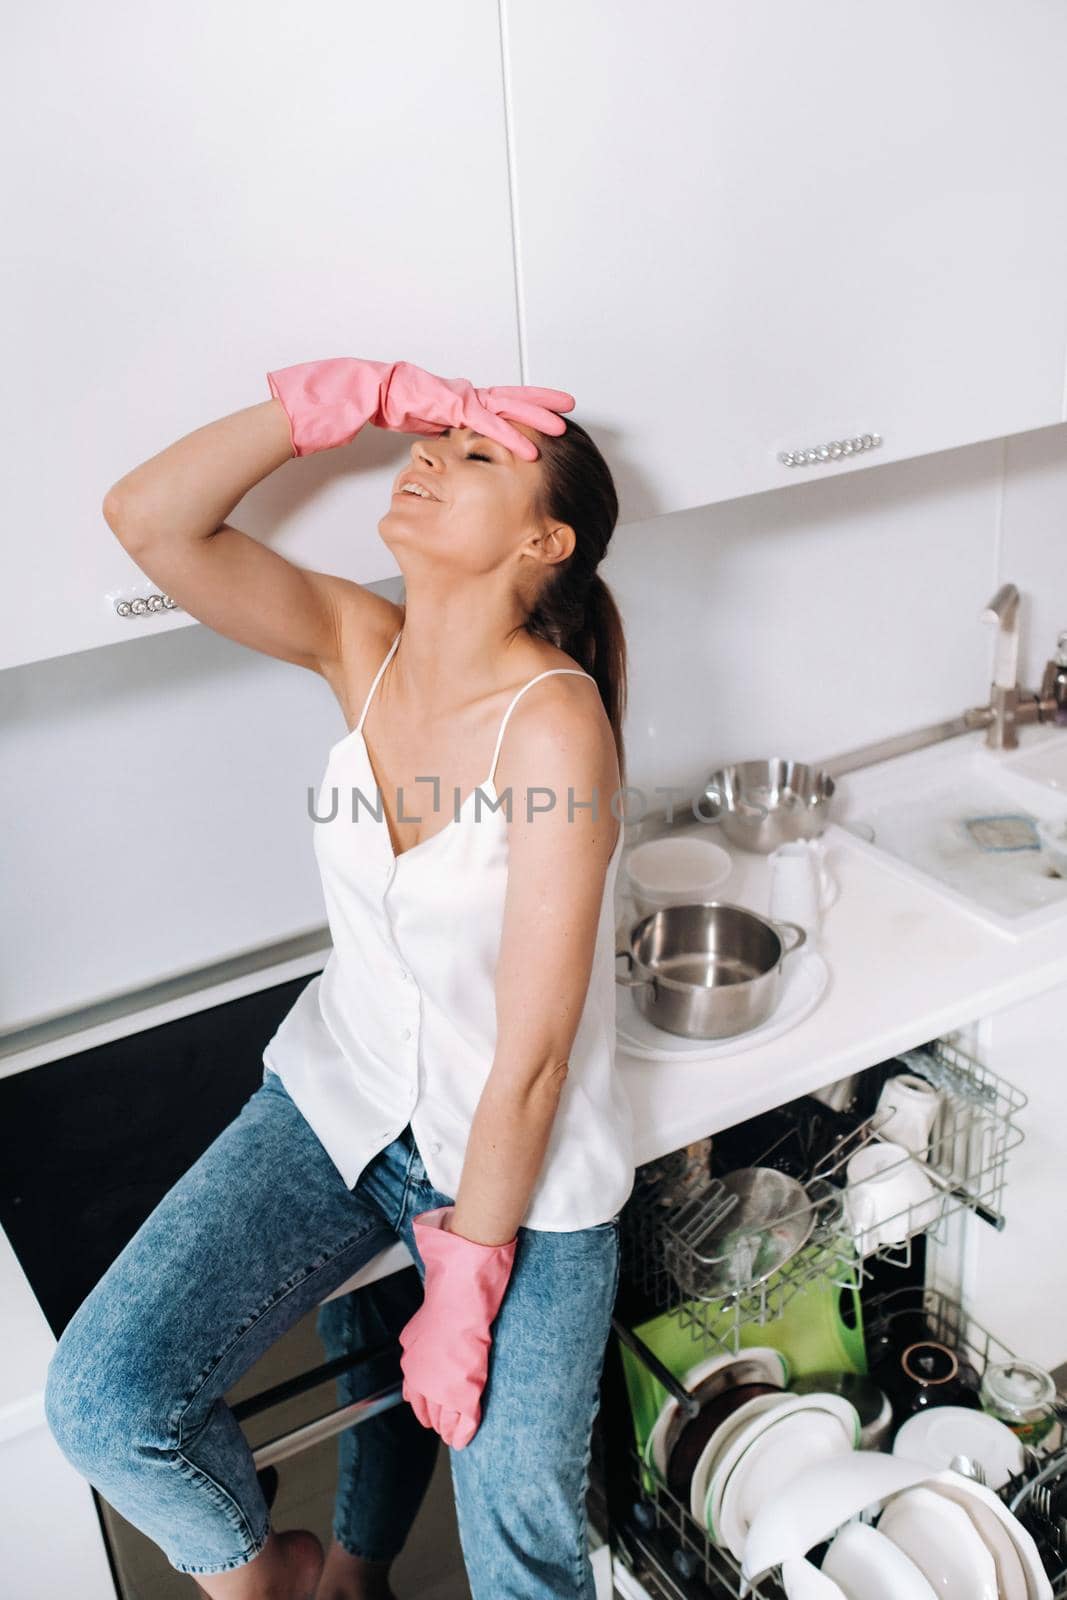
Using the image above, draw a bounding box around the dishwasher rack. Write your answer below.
[605,1285,1067,1600]
[619,1032,1026,1361]
[865,1288,1067,1600]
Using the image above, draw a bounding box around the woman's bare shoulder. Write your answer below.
[498,656,616,785]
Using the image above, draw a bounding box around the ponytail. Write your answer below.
[524,418,628,788]
[563,572,627,790]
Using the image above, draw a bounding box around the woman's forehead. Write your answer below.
[508,420,542,449]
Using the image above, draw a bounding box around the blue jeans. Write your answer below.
[43,1069,621,1597]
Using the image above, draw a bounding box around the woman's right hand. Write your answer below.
[376,360,575,462]
[266,356,575,462]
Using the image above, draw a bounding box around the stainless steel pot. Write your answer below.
[616,901,806,1040]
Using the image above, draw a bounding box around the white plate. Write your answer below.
[615,950,830,1060]
[716,1404,856,1559]
[643,1346,790,1480]
[689,1391,789,1524]
[927,1477,1028,1600]
[705,1393,859,1549]
[823,1521,937,1599]
[892,1404,1025,1490]
[926,1469,1052,1600]
[878,1484,998,1600]
[742,1454,939,1588]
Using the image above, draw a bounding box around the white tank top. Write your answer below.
[263,628,636,1231]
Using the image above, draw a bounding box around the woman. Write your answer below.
[43,356,637,1600]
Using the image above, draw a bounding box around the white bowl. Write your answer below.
[625,835,733,918]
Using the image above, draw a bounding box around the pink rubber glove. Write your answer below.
[266,356,574,463]
[398,1205,517,1449]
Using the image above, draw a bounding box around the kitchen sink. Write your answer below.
[830,724,1067,939]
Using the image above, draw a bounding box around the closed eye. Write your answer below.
[467,452,492,462]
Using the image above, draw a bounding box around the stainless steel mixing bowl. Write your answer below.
[701,757,836,853]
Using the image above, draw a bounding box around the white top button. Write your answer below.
[400,1027,411,1040]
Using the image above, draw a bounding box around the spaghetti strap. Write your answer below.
[485,668,595,787]
[356,629,402,733]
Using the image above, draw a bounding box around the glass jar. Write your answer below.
[980,1360,1058,1446]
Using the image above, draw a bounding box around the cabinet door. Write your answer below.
[2,1,518,672]
[504,1,1067,519]
[967,994,1067,1369]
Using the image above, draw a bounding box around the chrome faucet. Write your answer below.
[981,584,1025,749]
[817,587,1066,780]
[979,583,1065,749]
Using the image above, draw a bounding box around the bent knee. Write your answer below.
[44,1334,100,1466]
[44,1316,171,1468]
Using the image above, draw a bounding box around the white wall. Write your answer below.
[3,427,1066,1038]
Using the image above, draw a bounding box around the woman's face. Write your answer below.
[379,421,573,577]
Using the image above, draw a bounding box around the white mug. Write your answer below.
[768,839,838,950]
[845,1140,943,1255]
[872,1073,941,1161]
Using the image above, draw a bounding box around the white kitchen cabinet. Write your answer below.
[10,3,1067,676]
[2,0,518,673]
[503,0,1067,518]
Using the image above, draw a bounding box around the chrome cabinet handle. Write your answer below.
[113,592,181,617]
[778,432,882,468]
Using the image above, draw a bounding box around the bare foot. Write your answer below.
[193,1527,324,1599]
[313,1534,397,1600]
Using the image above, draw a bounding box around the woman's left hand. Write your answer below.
[398,1206,517,1449]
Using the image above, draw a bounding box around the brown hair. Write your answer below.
[524,417,629,788]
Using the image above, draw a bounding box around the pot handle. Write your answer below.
[772,920,807,964]
[615,949,654,991]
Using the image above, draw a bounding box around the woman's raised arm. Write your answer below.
[101,356,574,676]
[101,397,379,677]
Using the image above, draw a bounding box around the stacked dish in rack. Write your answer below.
[637,1337,1051,1595]
[745,1456,1051,1598]
[639,1345,862,1560]
[620,1299,1051,1596]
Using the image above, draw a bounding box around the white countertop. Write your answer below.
[620,723,1067,1160]
[619,813,1067,1163]
[7,722,1067,1437]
